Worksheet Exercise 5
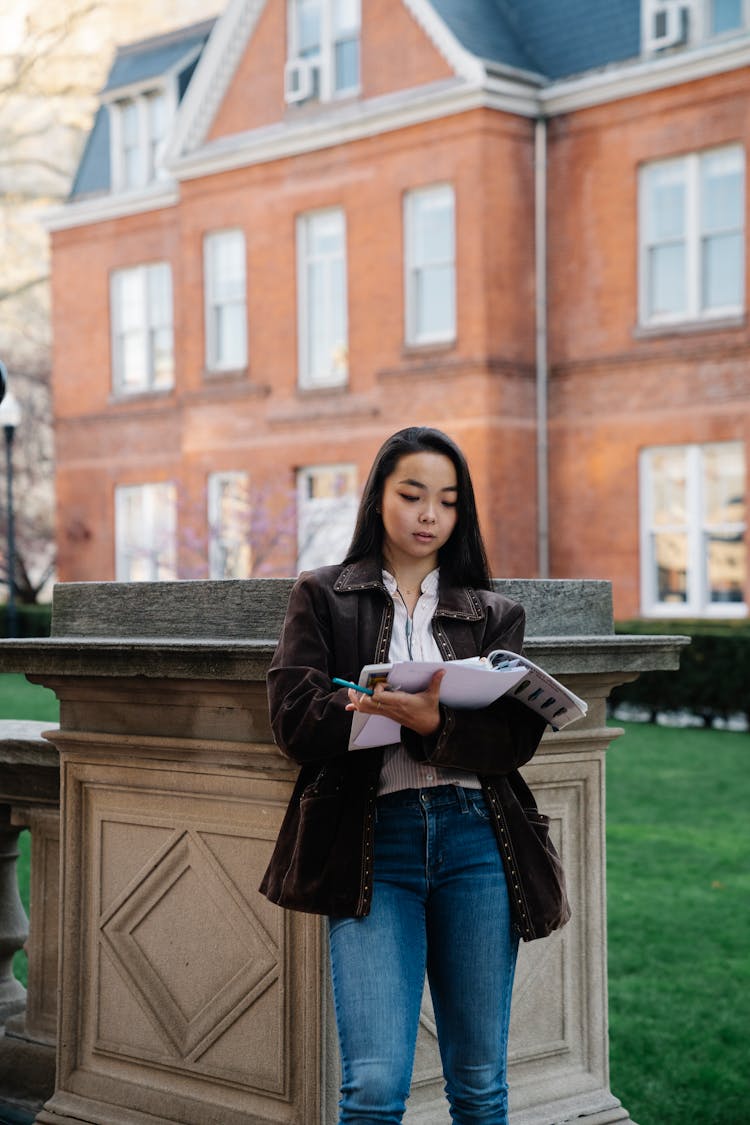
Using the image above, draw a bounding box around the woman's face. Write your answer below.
[380,451,458,572]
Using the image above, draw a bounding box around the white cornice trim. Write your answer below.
[165,0,268,162]
[541,34,750,113]
[42,183,179,233]
[167,79,524,182]
[400,0,485,85]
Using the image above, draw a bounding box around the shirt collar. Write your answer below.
[382,568,440,598]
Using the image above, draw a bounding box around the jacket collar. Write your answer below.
[334,558,484,622]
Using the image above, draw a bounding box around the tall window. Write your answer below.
[639,145,744,325]
[110,262,174,394]
[640,442,746,615]
[285,0,360,103]
[115,482,177,581]
[204,230,247,372]
[297,464,357,570]
[297,208,348,388]
[111,88,169,191]
[404,184,456,345]
[208,472,252,579]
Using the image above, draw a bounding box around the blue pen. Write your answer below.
[332,677,374,696]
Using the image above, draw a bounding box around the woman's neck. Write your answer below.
[383,555,437,609]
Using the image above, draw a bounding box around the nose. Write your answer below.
[419,505,437,524]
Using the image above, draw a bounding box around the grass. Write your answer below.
[1,677,747,1120]
[606,721,750,1125]
[0,675,59,988]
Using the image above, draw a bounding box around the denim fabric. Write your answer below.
[328,785,519,1125]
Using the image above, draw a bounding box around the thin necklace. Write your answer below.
[394,587,414,660]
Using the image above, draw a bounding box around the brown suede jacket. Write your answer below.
[259,558,571,941]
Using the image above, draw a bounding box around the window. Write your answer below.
[640,442,746,615]
[110,262,174,393]
[297,464,358,570]
[709,0,745,35]
[208,472,252,579]
[297,208,348,388]
[642,1,748,51]
[404,185,456,346]
[110,88,170,192]
[285,0,360,103]
[115,482,177,581]
[639,145,744,326]
[204,230,247,372]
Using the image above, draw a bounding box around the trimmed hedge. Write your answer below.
[611,618,750,726]
[0,603,52,638]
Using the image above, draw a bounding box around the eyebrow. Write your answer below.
[397,477,458,493]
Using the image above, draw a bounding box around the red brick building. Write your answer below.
[48,0,749,620]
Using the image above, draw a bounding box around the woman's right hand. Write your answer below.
[346,670,446,736]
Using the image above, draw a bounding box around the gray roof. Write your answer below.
[69,18,216,200]
[101,18,217,93]
[69,2,644,201]
[433,0,640,79]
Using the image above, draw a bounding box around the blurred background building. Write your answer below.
[5,0,750,620]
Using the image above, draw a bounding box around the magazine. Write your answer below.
[348,650,587,749]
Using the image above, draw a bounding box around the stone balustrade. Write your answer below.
[0,578,688,1125]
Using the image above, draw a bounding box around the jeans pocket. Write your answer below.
[468,792,492,821]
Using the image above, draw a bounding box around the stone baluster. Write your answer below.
[0,804,28,1024]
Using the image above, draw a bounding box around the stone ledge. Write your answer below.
[0,633,688,681]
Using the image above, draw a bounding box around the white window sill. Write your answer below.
[634,313,746,338]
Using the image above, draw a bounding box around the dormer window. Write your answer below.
[285,0,360,105]
[109,86,171,192]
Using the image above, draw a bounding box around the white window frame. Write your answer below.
[296,464,358,571]
[638,144,745,327]
[110,262,174,395]
[115,482,177,582]
[109,83,175,192]
[404,184,456,347]
[641,1,749,52]
[297,207,348,389]
[285,0,361,104]
[204,229,248,373]
[639,442,747,617]
[207,471,252,579]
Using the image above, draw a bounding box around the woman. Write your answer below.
[260,427,570,1125]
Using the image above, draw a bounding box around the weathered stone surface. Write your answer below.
[0,577,679,1125]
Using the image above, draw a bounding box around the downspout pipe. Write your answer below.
[534,116,550,579]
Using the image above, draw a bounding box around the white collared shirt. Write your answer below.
[377,568,481,796]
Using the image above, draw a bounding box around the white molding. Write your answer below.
[400,0,486,85]
[541,31,750,113]
[43,184,179,232]
[165,0,268,162]
[169,79,499,183]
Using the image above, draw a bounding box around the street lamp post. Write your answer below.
[0,362,22,638]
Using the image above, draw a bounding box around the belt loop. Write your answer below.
[454,785,469,813]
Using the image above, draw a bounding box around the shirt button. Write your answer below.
[426,773,434,781]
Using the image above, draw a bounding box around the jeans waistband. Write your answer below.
[376,784,484,812]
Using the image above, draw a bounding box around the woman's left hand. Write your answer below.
[346,670,446,737]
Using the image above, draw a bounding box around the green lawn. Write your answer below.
[0,674,58,988]
[1,678,747,1120]
[606,721,750,1125]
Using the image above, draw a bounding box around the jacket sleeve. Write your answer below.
[267,574,354,764]
[401,600,547,774]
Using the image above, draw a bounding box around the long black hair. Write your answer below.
[343,426,492,590]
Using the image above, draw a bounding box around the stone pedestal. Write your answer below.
[0,578,687,1125]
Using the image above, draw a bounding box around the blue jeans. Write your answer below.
[328,785,519,1125]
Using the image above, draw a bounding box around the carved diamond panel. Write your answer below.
[100,828,279,1060]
